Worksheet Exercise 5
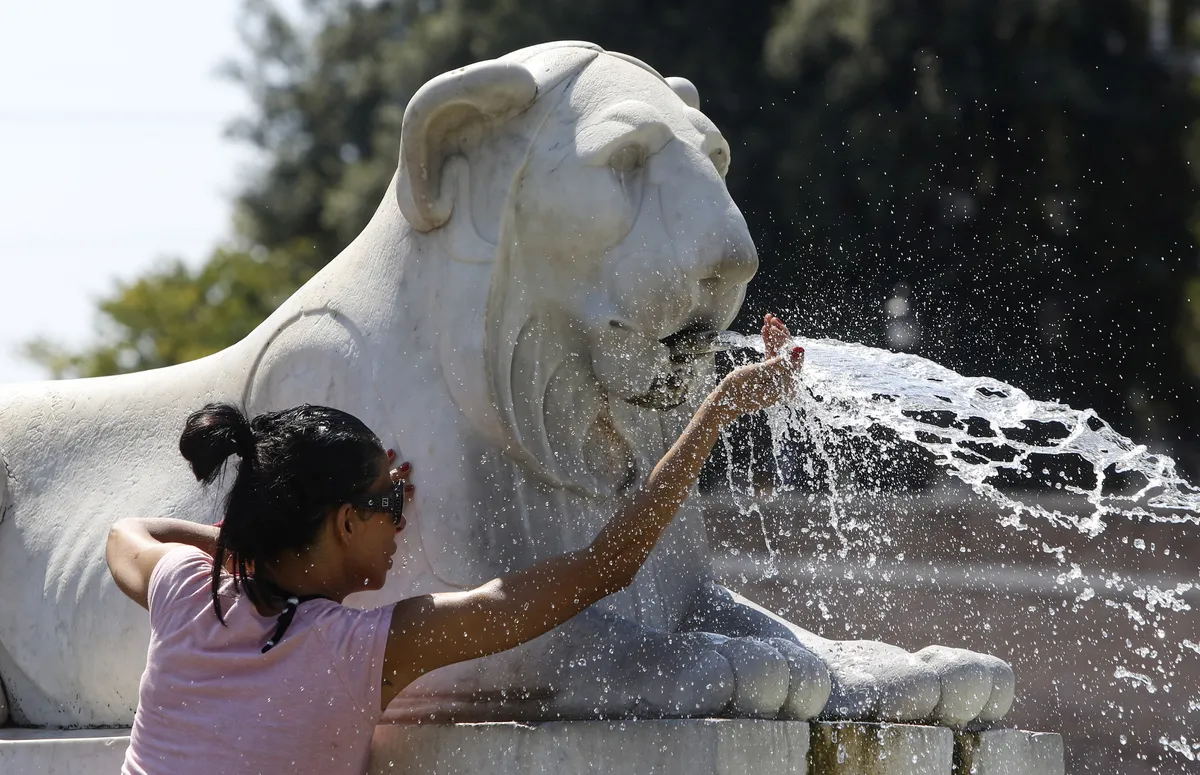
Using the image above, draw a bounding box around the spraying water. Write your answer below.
[715,332,1200,532]
[709,332,1200,767]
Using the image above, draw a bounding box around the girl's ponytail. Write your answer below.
[179,403,255,484]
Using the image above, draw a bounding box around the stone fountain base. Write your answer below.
[0,728,130,774]
[0,720,1063,774]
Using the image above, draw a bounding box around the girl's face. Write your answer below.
[346,457,407,591]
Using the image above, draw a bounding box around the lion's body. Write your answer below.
[0,143,713,726]
[0,42,1013,729]
[0,355,240,724]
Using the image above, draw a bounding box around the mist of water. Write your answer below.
[711,332,1200,767]
[717,332,1200,533]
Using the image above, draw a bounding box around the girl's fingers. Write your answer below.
[391,461,412,481]
[763,314,785,359]
[762,312,794,361]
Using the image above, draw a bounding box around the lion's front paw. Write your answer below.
[628,633,829,719]
[765,637,833,720]
[626,634,735,716]
[712,636,790,716]
[811,639,942,721]
[917,645,1015,726]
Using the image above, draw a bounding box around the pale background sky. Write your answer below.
[0,1,259,383]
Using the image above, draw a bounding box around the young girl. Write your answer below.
[107,314,802,774]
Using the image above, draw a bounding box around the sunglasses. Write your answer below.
[350,482,406,527]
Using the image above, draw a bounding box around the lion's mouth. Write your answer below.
[625,321,734,410]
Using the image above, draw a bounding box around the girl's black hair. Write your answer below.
[178,403,384,622]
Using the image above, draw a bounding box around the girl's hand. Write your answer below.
[386,449,416,512]
[711,313,803,421]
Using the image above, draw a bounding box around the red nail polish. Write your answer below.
[404,484,415,493]
[791,346,804,361]
[398,461,411,473]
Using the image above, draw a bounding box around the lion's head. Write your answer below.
[394,42,757,495]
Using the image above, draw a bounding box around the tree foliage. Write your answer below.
[29,0,1200,457]
[759,0,1200,445]
[24,243,319,378]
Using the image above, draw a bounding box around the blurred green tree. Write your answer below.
[26,0,1200,459]
[759,0,1200,451]
[22,243,319,378]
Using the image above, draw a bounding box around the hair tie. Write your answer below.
[233,424,256,459]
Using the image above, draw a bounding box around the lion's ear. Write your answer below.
[666,77,701,109]
[397,60,539,232]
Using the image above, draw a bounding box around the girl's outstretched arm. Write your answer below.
[380,314,802,707]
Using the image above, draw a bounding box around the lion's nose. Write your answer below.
[716,239,758,286]
[695,234,758,292]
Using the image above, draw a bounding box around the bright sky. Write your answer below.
[0,1,253,383]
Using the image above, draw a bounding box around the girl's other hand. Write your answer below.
[389,456,416,512]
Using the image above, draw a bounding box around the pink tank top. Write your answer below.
[122,546,394,775]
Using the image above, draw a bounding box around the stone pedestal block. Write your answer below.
[808,722,954,775]
[953,729,1064,775]
[0,728,130,775]
[369,720,811,775]
[0,721,1065,774]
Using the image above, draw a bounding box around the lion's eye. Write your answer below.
[608,145,646,173]
[709,147,730,177]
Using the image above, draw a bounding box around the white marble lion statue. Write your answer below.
[0,41,1013,728]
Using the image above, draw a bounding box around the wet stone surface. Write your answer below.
[0,728,131,775]
[369,719,811,775]
[807,722,953,775]
[953,729,1065,775]
[0,722,1065,774]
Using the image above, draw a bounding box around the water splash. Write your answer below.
[1115,666,1159,694]
[717,333,1200,533]
[708,333,1200,765]
[1158,736,1200,762]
